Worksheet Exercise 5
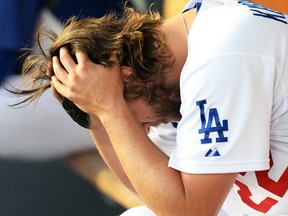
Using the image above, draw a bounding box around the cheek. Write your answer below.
[127,102,158,123]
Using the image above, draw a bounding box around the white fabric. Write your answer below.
[120,206,155,216]
[149,0,288,215]
[170,0,288,174]
[149,123,177,156]
[120,205,230,216]
[0,75,94,161]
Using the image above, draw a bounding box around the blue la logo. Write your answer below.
[196,99,228,144]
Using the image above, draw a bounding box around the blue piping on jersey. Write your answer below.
[182,2,202,14]
[171,122,178,128]
[195,2,202,13]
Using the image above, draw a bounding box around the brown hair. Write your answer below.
[10,5,174,128]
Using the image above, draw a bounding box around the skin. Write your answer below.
[51,9,238,216]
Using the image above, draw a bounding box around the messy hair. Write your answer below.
[10,5,174,128]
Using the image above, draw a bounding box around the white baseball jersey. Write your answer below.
[150,0,288,215]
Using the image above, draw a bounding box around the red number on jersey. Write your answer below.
[235,152,288,213]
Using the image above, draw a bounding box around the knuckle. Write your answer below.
[66,90,75,101]
[78,64,88,73]
[70,73,80,83]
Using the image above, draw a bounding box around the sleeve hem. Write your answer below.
[168,159,270,174]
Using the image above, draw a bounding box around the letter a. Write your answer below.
[196,99,228,144]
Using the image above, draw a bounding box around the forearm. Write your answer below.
[98,101,236,215]
[88,116,136,192]
[99,103,186,215]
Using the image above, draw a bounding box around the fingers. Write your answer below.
[75,51,89,64]
[51,47,84,103]
[59,47,77,72]
[53,47,89,83]
[51,76,68,100]
[52,56,69,84]
[50,80,62,103]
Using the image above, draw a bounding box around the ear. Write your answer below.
[121,66,133,82]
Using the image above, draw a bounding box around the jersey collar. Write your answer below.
[182,0,202,13]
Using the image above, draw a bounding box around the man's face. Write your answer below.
[123,66,182,133]
[126,98,181,134]
[126,99,180,134]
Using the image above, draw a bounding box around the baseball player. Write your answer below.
[13,0,288,215]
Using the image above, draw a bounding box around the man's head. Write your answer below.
[15,5,181,128]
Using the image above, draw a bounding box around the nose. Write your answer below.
[141,123,151,134]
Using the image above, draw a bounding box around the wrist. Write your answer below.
[89,114,106,131]
[98,99,133,128]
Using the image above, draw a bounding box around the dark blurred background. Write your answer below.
[0,158,125,216]
[0,0,168,215]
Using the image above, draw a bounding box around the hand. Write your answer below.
[51,47,124,118]
[47,60,62,102]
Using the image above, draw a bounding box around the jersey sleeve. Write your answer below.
[169,54,275,174]
[148,123,177,157]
